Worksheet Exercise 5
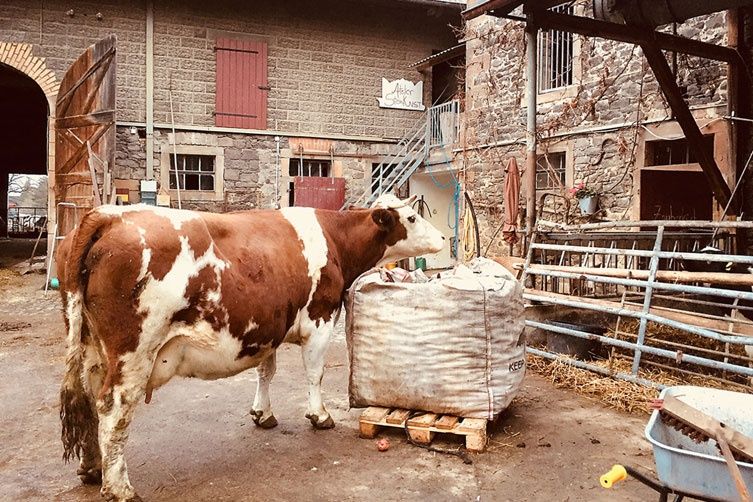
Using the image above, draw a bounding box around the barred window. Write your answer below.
[537,3,575,93]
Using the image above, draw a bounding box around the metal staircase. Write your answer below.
[341,100,459,209]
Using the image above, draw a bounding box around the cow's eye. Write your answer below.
[408,216,416,223]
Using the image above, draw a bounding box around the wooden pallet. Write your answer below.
[358,406,488,452]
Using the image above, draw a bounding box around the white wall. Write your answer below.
[410,172,457,269]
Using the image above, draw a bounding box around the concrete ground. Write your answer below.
[0,251,659,501]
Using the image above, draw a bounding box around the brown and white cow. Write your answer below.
[56,194,444,501]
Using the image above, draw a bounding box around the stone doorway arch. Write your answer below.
[0,42,59,242]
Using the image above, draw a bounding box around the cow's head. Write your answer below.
[371,194,445,265]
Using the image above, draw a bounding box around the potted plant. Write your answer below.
[570,183,599,215]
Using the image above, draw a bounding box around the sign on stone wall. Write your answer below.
[378,78,425,111]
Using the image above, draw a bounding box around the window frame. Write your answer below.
[537,3,575,94]
[169,154,217,192]
[535,150,568,191]
[633,120,733,221]
[160,145,225,202]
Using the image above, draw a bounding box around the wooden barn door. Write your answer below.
[54,35,116,234]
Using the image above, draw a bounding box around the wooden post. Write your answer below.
[639,38,733,211]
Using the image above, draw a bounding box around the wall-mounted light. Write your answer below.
[95,12,103,21]
[66,9,74,17]
[130,126,137,135]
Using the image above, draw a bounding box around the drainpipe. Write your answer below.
[145,0,154,180]
[525,12,538,236]
[593,0,753,27]
[274,136,281,209]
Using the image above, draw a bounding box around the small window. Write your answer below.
[538,3,574,93]
[536,152,566,190]
[169,154,216,191]
[644,136,715,167]
[289,158,331,177]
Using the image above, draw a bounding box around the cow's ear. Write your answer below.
[372,208,396,231]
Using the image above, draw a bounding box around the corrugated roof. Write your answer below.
[410,43,465,70]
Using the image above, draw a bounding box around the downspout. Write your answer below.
[145,0,154,180]
[274,135,281,209]
[525,12,538,236]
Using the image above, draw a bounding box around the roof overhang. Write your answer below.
[410,43,466,71]
[398,0,466,8]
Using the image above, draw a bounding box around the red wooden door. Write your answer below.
[294,177,346,210]
[215,38,268,129]
[55,35,116,233]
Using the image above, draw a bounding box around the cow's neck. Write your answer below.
[317,210,392,289]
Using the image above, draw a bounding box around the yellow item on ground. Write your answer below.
[600,464,628,488]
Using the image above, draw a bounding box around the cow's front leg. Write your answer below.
[301,318,335,429]
[250,351,278,429]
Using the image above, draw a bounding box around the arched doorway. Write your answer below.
[0,63,49,239]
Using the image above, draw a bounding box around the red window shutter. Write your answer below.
[215,38,268,129]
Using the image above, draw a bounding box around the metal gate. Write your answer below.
[523,220,753,389]
[293,177,346,210]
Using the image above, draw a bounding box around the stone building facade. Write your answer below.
[459,6,735,256]
[0,0,461,219]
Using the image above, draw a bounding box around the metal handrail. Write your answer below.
[343,118,427,208]
[428,100,460,148]
[364,135,426,206]
[342,100,460,209]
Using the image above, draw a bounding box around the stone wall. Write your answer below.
[1,0,458,138]
[461,9,730,257]
[2,0,459,215]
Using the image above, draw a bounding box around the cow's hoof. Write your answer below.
[77,466,102,485]
[251,410,278,429]
[102,491,142,502]
[306,413,335,429]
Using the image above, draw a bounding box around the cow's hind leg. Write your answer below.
[250,351,278,429]
[96,360,152,502]
[301,318,335,429]
[77,341,106,485]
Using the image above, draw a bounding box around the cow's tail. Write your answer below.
[60,210,109,463]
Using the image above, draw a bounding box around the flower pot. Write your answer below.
[578,195,598,215]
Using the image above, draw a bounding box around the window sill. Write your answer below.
[167,190,223,202]
[537,85,579,105]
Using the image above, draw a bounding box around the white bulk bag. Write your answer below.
[346,258,526,420]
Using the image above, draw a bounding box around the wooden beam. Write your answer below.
[535,10,739,64]
[527,263,753,287]
[462,0,522,20]
[639,38,733,209]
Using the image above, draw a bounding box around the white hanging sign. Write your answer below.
[377,78,425,111]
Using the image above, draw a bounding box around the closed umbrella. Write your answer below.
[502,157,521,245]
